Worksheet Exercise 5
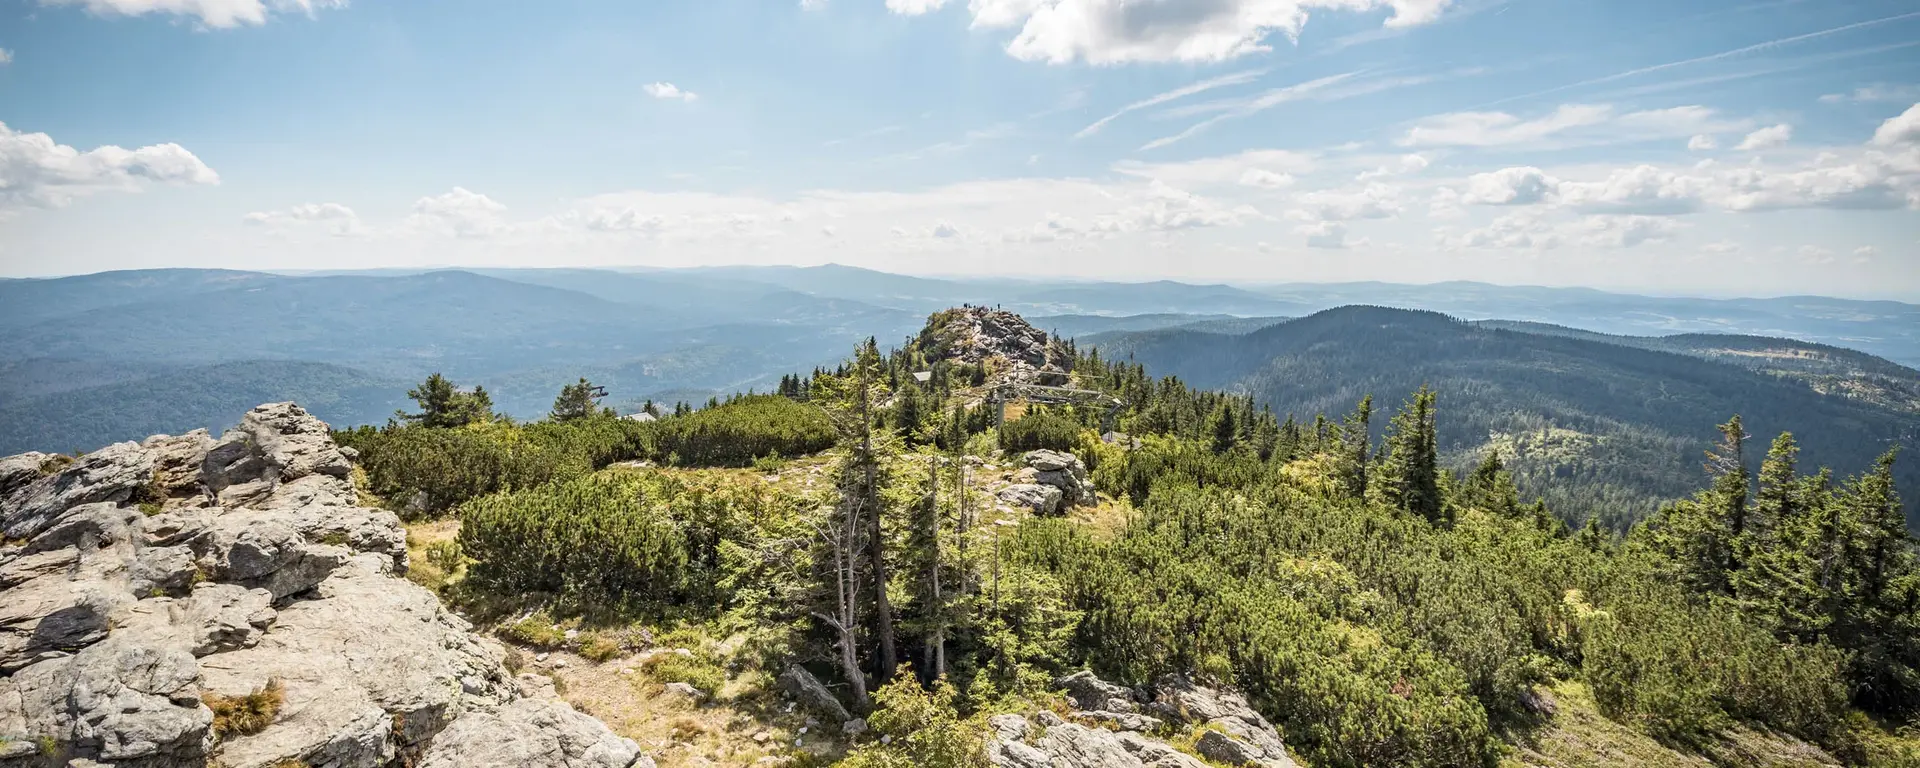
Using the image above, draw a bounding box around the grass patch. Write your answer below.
[205,678,286,738]
[644,652,727,696]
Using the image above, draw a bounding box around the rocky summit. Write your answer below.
[915,305,1073,386]
[0,403,652,768]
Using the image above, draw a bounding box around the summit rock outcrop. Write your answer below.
[915,306,1074,386]
[0,402,651,768]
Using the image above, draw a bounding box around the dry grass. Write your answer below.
[533,648,848,768]
[1501,681,1848,768]
[205,678,286,738]
[403,519,462,592]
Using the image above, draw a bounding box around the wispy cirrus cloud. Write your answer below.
[1074,68,1266,140]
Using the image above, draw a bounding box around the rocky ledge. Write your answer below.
[987,671,1300,768]
[0,403,652,768]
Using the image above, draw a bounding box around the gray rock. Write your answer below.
[0,405,646,768]
[988,713,1030,742]
[1079,710,1163,732]
[0,451,49,499]
[176,582,276,656]
[778,666,850,723]
[2,441,154,541]
[1033,722,1140,768]
[1024,449,1078,473]
[217,519,352,600]
[130,544,199,597]
[417,694,646,768]
[997,483,1063,515]
[664,682,705,700]
[1116,732,1209,768]
[1149,675,1297,767]
[1057,670,1139,714]
[989,739,1054,768]
[4,626,212,766]
[1194,728,1300,767]
[143,429,214,508]
[242,402,352,483]
[841,717,868,736]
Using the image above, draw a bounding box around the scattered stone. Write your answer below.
[996,483,1063,515]
[1057,670,1139,713]
[777,665,850,723]
[842,718,868,737]
[664,682,705,700]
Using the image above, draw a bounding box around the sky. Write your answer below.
[1,0,1918,299]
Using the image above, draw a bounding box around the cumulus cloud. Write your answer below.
[1461,167,1557,205]
[1576,214,1682,248]
[407,187,508,238]
[0,121,219,212]
[1296,220,1363,249]
[243,202,363,236]
[1291,183,1401,221]
[643,82,699,101]
[1735,124,1793,151]
[906,0,1456,65]
[1357,153,1428,181]
[1688,134,1717,151]
[40,0,344,28]
[1239,168,1295,189]
[1441,212,1559,250]
[931,221,961,238]
[0,48,12,65]
[1112,149,1315,188]
[1872,103,1920,146]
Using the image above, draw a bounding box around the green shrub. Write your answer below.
[650,395,835,467]
[998,410,1084,454]
[458,471,766,610]
[644,651,726,695]
[344,417,653,516]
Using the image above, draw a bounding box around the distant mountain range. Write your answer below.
[4,264,1919,504]
[1077,306,1920,528]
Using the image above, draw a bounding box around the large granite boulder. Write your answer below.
[983,672,1298,768]
[0,402,654,768]
[1017,450,1096,509]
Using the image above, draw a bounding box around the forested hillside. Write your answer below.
[279,305,1920,768]
[1083,306,1920,529]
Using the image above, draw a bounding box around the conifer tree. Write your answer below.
[550,378,603,422]
[1375,386,1443,523]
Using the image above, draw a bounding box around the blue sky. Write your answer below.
[1,0,1917,298]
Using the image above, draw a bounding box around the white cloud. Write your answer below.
[1701,240,1740,254]
[1872,103,1920,146]
[643,82,699,101]
[1461,166,1557,205]
[885,0,946,13]
[1688,134,1718,151]
[1854,245,1879,260]
[1141,71,1360,151]
[0,49,12,65]
[800,0,828,8]
[1441,212,1559,250]
[407,187,508,238]
[931,221,961,238]
[821,224,838,237]
[1074,68,1265,140]
[1291,183,1401,221]
[1295,220,1363,249]
[243,202,363,236]
[1557,165,1709,214]
[1402,104,1613,148]
[1576,214,1682,248]
[0,121,218,212]
[40,0,344,28]
[928,0,1455,65]
[1401,103,1747,149]
[1820,84,1920,104]
[1356,153,1428,181]
[1798,245,1836,264]
[1239,168,1295,189]
[1112,148,1316,188]
[1735,124,1792,151]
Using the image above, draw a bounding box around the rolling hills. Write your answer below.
[1081,306,1920,528]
